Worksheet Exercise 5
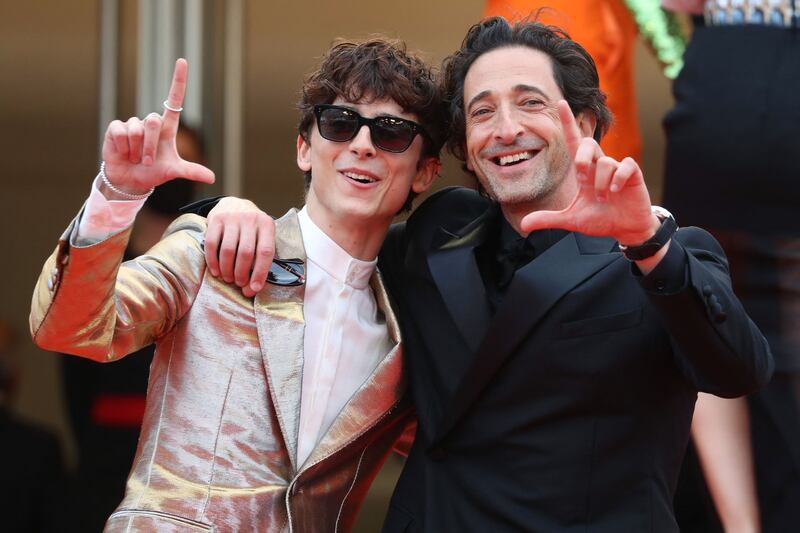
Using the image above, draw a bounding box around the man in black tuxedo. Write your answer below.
[372,18,772,532]
[198,17,773,532]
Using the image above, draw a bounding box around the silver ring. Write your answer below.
[163,99,183,113]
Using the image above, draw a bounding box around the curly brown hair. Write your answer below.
[297,38,446,211]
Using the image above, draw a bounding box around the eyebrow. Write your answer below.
[466,90,492,113]
[513,84,549,99]
[466,84,551,112]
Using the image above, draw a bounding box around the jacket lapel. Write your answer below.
[426,205,497,353]
[253,209,307,471]
[432,232,620,447]
[302,269,406,470]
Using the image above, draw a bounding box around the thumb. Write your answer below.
[176,160,215,184]
[520,210,573,234]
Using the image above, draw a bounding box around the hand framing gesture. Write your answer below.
[520,101,658,246]
[101,59,214,196]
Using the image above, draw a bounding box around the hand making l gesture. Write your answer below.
[520,101,659,248]
[101,58,214,196]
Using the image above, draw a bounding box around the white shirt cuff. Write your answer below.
[76,175,148,243]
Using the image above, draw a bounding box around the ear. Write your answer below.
[412,157,441,194]
[575,111,597,139]
[297,134,312,172]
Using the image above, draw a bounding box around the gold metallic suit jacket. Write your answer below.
[30,209,412,533]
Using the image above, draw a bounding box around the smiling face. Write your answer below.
[463,46,588,212]
[297,96,437,237]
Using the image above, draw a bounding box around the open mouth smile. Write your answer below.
[342,171,378,184]
[492,150,538,167]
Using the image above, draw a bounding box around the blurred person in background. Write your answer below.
[662,1,800,532]
[1,319,64,533]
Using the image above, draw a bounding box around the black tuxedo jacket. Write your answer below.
[378,187,773,533]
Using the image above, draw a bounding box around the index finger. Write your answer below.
[162,58,188,127]
[557,100,582,159]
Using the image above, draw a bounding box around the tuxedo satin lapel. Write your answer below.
[426,207,496,353]
[254,209,307,471]
[432,233,621,446]
[302,270,405,470]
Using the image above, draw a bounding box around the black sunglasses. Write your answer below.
[313,104,428,153]
[267,258,305,287]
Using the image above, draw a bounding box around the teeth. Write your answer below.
[343,171,376,183]
[498,151,533,166]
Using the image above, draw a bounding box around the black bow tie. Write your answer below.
[495,236,536,288]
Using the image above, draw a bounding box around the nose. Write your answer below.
[494,106,524,144]
[349,125,377,158]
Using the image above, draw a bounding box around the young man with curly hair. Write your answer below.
[30,39,444,532]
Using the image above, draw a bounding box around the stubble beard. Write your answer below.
[480,148,571,210]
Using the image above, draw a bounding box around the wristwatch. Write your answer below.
[618,206,677,261]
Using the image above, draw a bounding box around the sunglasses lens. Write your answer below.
[318,108,359,142]
[372,118,415,152]
[266,259,305,287]
[267,269,295,285]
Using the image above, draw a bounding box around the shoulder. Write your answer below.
[136,214,208,271]
[159,214,208,249]
[380,187,492,272]
[407,186,491,237]
[673,226,727,259]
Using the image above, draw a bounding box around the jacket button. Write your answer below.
[711,301,726,322]
[702,284,713,296]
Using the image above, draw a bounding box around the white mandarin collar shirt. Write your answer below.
[296,206,392,465]
[297,207,375,290]
[77,181,392,467]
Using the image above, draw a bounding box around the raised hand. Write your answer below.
[520,100,658,247]
[205,198,275,297]
[101,58,215,196]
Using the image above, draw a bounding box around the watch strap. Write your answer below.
[618,209,678,261]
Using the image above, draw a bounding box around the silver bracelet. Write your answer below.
[99,161,154,200]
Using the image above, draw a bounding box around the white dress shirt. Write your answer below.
[77,180,392,465]
[295,207,392,464]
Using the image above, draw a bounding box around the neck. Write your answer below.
[304,200,389,261]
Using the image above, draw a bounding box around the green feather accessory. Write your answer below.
[625,0,688,78]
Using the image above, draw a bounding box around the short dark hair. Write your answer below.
[441,16,612,163]
[297,38,446,212]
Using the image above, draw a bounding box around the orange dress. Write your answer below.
[484,0,641,163]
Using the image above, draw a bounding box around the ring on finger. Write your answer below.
[163,100,183,113]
